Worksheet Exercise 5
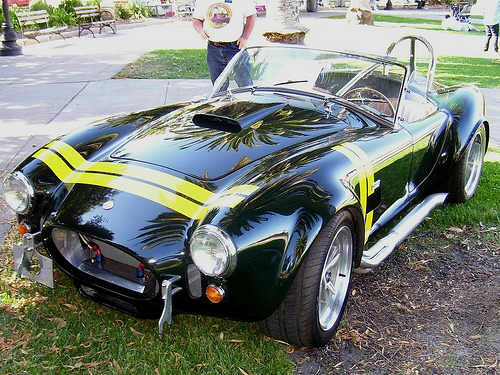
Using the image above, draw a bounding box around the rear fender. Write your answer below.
[439,86,489,160]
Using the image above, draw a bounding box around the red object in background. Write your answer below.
[8,0,30,6]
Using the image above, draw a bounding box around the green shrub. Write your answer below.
[130,2,153,18]
[51,7,76,26]
[57,0,83,15]
[115,3,132,19]
[29,0,55,13]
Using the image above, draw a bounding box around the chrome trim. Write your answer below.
[3,171,36,214]
[77,263,148,294]
[207,284,225,303]
[13,232,54,288]
[190,224,237,277]
[355,193,448,274]
[158,276,182,333]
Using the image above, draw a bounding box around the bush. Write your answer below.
[114,2,152,20]
[115,3,133,19]
[130,2,153,18]
[51,7,76,25]
[58,0,83,15]
[29,0,55,13]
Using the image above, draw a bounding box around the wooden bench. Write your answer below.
[16,10,68,44]
[75,6,117,38]
[177,5,194,20]
[403,0,424,9]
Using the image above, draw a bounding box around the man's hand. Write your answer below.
[237,14,256,49]
[237,36,249,49]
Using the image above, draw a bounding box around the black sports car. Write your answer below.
[3,36,489,348]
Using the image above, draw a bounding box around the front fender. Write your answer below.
[214,165,362,319]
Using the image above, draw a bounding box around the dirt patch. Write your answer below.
[292,226,500,374]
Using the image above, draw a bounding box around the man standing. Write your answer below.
[192,0,256,84]
[483,0,500,52]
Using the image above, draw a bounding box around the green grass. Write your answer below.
[434,56,500,88]
[115,50,500,89]
[0,259,294,374]
[326,13,485,32]
[425,161,500,229]
[374,14,443,25]
[114,49,210,79]
[1,161,498,373]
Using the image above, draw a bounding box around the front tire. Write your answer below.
[448,123,486,203]
[258,210,355,348]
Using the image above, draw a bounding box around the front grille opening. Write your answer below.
[80,285,139,316]
[51,228,159,297]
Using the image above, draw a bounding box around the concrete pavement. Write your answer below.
[1,9,499,242]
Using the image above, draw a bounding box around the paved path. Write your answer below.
[0,8,499,243]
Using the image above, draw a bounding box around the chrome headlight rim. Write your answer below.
[189,224,237,278]
[3,171,35,214]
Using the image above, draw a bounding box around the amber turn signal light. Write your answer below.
[19,222,30,236]
[206,284,225,303]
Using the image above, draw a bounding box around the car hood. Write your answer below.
[110,95,356,181]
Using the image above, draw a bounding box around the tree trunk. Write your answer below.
[346,0,374,25]
[306,0,318,12]
[263,0,308,44]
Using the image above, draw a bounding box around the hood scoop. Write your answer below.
[193,114,241,133]
[192,102,288,133]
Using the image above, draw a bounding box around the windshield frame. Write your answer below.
[209,45,409,123]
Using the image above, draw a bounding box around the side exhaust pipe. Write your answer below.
[355,193,448,274]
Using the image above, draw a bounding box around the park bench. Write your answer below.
[402,0,425,9]
[75,6,117,38]
[177,5,194,20]
[15,10,68,44]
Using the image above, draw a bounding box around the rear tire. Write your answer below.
[258,210,355,348]
[448,124,486,203]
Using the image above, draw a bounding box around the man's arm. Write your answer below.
[193,18,209,39]
[237,14,256,49]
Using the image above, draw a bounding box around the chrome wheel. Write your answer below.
[318,225,353,331]
[448,124,486,203]
[464,133,484,199]
[258,211,355,348]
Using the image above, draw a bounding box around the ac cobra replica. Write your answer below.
[4,36,489,348]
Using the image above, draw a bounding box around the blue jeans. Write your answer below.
[485,24,499,52]
[206,41,241,84]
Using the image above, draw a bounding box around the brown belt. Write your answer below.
[209,40,236,47]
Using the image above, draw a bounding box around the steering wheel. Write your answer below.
[342,87,395,117]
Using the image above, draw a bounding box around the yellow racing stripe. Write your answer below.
[342,144,375,240]
[34,141,259,220]
[332,144,375,242]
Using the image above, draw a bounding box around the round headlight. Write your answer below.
[190,225,236,277]
[3,172,35,213]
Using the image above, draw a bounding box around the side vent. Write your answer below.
[187,264,202,298]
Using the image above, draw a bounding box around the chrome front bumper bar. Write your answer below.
[158,276,182,333]
[12,232,54,288]
[12,231,182,332]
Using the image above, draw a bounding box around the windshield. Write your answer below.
[211,46,407,120]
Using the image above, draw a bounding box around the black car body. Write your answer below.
[4,36,489,347]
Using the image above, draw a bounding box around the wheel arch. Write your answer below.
[441,86,489,162]
[345,205,365,268]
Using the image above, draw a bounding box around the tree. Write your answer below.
[262,0,308,44]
